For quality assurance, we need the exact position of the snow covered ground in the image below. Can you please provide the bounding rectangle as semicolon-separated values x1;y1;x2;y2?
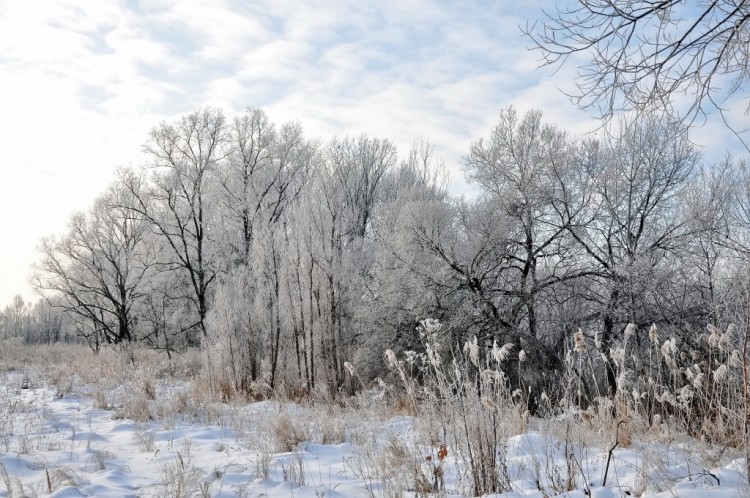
0;370;748;497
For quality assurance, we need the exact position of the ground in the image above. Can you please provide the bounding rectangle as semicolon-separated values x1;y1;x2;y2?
0;348;748;497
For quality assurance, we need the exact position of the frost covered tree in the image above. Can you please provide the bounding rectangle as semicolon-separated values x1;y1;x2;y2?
217;108;315;265
354;141;450;380
205;266;263;392
1;295;31;339
556;113;700;392
685;157;750;329
122;108;226;343
26;297;64;344
206;112;318;390
406;107;594;380
679;160;736;327
294;135;398;392
465;107;583;342
31;103;750;405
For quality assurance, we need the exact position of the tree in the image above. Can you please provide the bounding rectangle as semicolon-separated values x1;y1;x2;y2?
218;108;313;265
220;107;275;265
526;0;750;124
294;135;397;392
690;157;750;328
205;266;263;392
28;298;63;344
328;135;397;241
429;107;599;385
123;108;227;342
203;109;318;390
2;295;30;339
466;107;585;343
353;141;450;382
223;117;317;388
681;158;737;326
33;182;152;346
556;114;700;392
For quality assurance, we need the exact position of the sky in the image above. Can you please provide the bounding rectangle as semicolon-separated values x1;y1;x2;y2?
0;0;746;309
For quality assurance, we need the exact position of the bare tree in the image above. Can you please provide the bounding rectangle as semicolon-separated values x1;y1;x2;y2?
722;157;750;252
217;108;317;265
218;107;274;263
328;135;398;241
205;266;263;392
526;0;750;125
458;107;603;378
33;182;152;346
681;158;737;326
341;141;451;383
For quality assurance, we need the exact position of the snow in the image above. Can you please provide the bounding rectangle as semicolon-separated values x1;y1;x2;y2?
0;371;748;497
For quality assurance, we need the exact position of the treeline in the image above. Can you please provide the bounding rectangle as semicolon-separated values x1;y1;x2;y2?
25;106;750;397
0;295;75;344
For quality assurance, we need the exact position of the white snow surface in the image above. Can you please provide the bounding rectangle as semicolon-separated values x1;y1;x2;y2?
0;371;748;497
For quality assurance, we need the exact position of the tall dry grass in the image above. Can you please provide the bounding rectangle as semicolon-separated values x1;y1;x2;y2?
1;317;748;496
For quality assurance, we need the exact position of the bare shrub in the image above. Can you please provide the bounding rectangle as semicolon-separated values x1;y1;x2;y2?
142;378;156;400
87;448;115;471
0;461;11;496
254;445;272;479
157;457;203;498
117;383;151;422
318;413;346;445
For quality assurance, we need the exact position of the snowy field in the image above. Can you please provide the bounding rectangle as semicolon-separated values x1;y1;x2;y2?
0;365;748;498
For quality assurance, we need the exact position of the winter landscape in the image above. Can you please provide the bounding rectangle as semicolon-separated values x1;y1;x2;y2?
2;1;750;497
1;335;749;498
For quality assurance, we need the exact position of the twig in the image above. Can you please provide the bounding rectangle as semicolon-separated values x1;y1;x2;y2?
602;420;625;487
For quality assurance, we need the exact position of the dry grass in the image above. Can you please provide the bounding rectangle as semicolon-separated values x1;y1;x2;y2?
272;413;310;453
0;339;206;422
156;440;206;498
0;322;747;497
382;320;516;495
